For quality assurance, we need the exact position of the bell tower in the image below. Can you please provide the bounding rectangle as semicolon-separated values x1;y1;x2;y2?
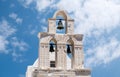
48;10;74;34
26;10;91;77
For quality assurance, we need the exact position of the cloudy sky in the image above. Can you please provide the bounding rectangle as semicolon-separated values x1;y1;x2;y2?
0;0;120;77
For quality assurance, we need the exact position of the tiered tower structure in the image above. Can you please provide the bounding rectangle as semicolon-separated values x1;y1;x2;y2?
26;10;91;77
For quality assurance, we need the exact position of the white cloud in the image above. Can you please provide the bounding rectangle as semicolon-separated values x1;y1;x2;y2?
18;0;34;8
24;0;33;5
0;19;16;53
40;18;47;24
12;51;22;61
0;36;9;53
16;18;23;24
9;13;17;19
18;0;56;11
0;19;16;37
56;0;82;13
30;29;37;35
40;18;47;32
0;19;28;62
28;25;39;35
9;13;23;24
74;0;120;35
10;3;15;8
85;37;120;67
36;0;55;12
11;37;29;51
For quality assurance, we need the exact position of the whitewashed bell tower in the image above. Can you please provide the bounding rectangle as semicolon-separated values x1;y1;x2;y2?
26;10;91;77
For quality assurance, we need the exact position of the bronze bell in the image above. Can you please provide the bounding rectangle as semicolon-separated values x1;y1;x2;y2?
67;45;71;53
49;44;54;52
57;19;64;30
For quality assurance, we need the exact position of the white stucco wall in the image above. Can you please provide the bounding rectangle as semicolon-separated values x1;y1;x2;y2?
26;58;38;77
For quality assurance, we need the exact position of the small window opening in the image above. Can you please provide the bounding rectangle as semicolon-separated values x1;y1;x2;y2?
50;61;55;67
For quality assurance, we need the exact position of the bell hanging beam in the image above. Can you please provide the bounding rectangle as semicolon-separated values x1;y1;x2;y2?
57;19;64;30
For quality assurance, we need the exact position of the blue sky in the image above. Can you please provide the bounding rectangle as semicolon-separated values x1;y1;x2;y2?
0;0;120;77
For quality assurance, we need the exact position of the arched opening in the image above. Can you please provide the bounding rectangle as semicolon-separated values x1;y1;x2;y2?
49;39;57;68
66;39;74;69
56;15;66;34
53;10;69;34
